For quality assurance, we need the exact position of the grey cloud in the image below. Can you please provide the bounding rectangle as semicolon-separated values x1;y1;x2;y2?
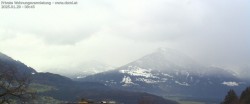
105;0;208;42
0;0;249;74
0;28;17;41
33;27;97;45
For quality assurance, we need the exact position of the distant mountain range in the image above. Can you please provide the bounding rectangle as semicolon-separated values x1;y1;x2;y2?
46;61;115;79
80;48;249;102
0;52;178;104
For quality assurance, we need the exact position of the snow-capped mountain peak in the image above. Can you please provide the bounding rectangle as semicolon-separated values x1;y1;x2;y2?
127;48;202;73
81;48;248;99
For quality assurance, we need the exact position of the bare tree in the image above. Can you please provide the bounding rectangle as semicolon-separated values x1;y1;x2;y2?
0;68;35;104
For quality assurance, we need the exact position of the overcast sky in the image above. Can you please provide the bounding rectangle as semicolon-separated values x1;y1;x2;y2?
0;0;249;73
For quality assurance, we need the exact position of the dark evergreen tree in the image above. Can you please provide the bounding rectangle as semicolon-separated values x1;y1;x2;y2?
221;89;239;104
239;87;250;104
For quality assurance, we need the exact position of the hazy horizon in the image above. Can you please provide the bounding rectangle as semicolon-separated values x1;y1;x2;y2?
0;0;249;75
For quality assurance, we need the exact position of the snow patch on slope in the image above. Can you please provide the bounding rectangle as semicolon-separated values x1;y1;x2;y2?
121;76;136;86
175;81;190;86
136;78;164;83
162;73;174;78
119;66;158;78
222;81;239;87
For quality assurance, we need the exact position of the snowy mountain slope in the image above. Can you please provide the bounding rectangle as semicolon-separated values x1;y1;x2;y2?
81;48;248;100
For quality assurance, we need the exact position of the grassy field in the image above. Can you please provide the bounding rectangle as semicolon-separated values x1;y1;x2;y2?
164;96;208;104
178;100;205;104
29;83;56;93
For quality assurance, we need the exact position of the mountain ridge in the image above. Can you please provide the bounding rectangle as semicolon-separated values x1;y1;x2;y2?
0;52;178;104
0;52;37;75
81;48;249;102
